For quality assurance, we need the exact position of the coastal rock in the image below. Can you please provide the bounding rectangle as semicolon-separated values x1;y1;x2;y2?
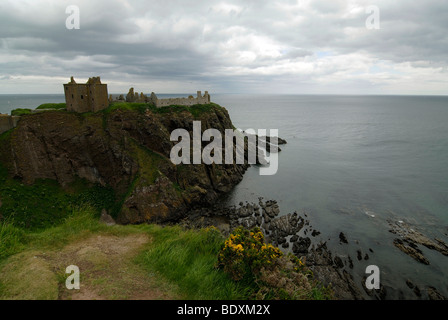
180;200;368;300
388;220;448;265
393;239;429;265
258;135;287;145
333;256;344;269
339;232;348;244
0;105;250;223
99;209;116;226
292;237;311;255
427;287;446;300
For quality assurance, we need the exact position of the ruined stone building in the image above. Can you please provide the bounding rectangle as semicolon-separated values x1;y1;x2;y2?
1;77;211;135
64;76;109;113
151;91;211;108
121;87;211;107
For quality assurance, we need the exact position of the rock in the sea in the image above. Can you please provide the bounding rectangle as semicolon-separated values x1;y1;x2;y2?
427;287;446;300
293;237;311;255
339;232;348;244
356;250;363;261
333;256;344;269
393;238;429;265
389;220;448;257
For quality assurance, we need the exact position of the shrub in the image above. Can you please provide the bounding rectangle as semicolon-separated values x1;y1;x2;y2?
217;226;333;300
217;226;283;281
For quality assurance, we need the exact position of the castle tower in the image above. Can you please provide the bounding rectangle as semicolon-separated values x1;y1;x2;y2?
64;76;108;113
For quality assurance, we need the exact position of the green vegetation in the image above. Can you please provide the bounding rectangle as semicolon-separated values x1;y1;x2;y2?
9;103;66;117
0;218;25;261
217;227;332;300
103;101;222;119
0;207;244;300
217;227;284;281
136;225;247;300
0;164;117;230
10;108;32;116
103;102;151;115
0;203;331;300
155;103;220;118
0;206;140;300
0;99;330;300
36;103;66;110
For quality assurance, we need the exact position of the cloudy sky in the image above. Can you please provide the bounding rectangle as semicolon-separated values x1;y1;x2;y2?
0;0;447;94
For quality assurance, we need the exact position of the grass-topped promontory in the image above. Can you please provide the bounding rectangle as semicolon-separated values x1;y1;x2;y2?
35;103;67;110
10;103;67;116
9;101;220;119
0;203;332;300
104;101;221;118
0;100;331;300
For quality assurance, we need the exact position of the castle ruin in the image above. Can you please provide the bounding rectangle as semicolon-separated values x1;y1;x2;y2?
64;76;109;113
151;90;211;107
121;87;211;108
64;76;211;111
0;77;212;135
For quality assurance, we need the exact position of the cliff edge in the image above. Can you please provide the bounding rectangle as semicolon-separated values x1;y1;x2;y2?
0;103;249;224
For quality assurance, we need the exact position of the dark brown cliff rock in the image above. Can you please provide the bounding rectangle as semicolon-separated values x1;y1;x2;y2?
0;105;249;224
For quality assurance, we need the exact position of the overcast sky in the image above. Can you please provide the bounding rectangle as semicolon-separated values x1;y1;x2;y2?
0;0;447;94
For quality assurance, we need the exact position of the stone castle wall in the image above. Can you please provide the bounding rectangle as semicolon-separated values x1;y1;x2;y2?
123;88;211;107
153;91;211;107
64;76;109;113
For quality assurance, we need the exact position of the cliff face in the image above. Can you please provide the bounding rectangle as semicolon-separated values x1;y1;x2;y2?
0;105;249;224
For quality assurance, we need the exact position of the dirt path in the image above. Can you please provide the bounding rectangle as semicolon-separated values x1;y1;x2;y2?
54;233;177;300
0;233;178;300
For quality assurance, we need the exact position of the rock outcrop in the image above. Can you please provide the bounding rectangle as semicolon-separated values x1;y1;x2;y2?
0;104;252;224
389;220;448;265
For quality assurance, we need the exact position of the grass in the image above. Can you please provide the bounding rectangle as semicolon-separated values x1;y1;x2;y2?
36;103;66;110
103;101;223;119
0;206;139;300
103;102;151;115
0;205;330;300
0;218;25;261
10;108;32;116
136;225;249;300
9;103;66;117
0;163;117;230
0;206;248;300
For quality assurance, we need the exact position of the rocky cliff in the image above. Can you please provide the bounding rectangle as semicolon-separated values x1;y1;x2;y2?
0;104;249;224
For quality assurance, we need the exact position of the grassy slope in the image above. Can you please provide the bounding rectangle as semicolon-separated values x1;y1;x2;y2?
0;207;246;300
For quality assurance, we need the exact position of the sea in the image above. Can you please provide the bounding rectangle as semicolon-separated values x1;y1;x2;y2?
1;93;447;299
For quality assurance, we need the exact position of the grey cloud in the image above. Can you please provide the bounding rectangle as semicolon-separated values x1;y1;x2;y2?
0;0;447;94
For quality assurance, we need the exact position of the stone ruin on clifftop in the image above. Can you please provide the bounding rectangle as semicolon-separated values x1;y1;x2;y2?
0;77;212;135
118;87;211;108
64;76;211;112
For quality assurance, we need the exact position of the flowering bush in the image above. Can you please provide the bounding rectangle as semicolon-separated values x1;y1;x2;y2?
217;226;332;299
217;226;284;281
